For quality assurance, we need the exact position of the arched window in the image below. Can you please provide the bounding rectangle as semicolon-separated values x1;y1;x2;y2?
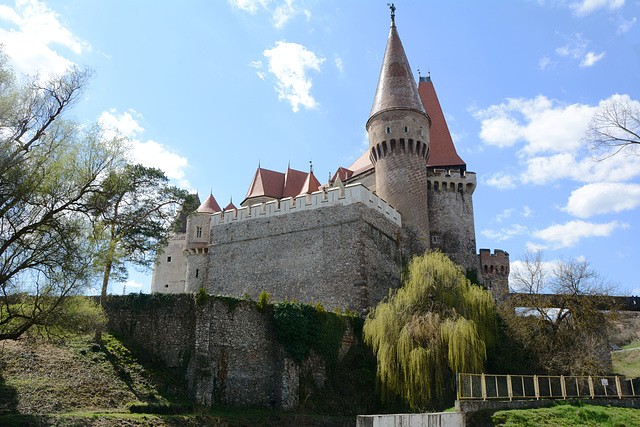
386;126;391;134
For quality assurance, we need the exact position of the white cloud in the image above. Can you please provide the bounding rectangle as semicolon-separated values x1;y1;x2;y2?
0;0;90;76
571;0;625;16
263;41;325;112
580;51;605;67
486;172;517;189
474;95;595;155
481;224;529;241
556;33;588;59
334;54;344;73
532;220;626;248
99;109;191;189
563;183;640;218
526;241;548;252
229;0;310;28
538;56;554;71
228;0;270;13
616;16;636;34
98;109;144;139
495;208;514;223
121;279;143;289
521;150;640;185
522;206;532;217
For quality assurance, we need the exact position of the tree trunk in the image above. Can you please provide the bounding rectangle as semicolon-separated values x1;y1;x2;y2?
94;257;113;343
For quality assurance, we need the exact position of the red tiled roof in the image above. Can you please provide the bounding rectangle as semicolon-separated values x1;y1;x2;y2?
331;166;353;182
244;167;285;201
419;76;466;169
367;20;428;128
283;167;308;198
298;171;321;196
197;193;221;213
224;201;236;211
243;166;317;204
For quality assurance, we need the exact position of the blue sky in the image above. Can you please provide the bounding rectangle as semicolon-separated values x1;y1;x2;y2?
1;0;638;296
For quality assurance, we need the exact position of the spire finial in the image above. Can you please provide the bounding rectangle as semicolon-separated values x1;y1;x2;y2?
309;160;313;174
387;3;396;22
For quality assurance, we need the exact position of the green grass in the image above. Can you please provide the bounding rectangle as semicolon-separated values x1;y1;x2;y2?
612;347;640;378
470;401;640;427
622;340;640;350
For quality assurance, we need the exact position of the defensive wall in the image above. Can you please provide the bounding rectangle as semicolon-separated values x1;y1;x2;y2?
103;294;354;410
182;184;417;315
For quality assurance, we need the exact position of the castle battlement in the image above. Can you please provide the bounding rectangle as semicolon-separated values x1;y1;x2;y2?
427;169;477;193
209;183;401;227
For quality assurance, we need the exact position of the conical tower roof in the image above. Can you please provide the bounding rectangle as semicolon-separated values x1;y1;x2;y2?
297;170;321;196
367;19;428;128
197;193;221;214
419;75;466;170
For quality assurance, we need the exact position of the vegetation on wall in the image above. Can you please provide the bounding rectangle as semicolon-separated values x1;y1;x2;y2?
363;250;497;410
273;301;346;365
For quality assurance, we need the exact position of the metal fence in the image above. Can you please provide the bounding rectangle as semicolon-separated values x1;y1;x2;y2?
458;373;640;401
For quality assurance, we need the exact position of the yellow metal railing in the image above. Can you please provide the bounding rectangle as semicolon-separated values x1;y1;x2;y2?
457;373;640;401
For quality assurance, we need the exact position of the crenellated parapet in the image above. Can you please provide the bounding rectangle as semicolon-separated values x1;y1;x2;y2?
478;249;510;296
206;183;401;228
427;169;476;194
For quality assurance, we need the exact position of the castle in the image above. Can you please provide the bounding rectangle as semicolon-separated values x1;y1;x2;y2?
151;12;509;313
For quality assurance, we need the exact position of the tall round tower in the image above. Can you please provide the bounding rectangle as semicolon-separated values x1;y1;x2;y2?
367;12;431;241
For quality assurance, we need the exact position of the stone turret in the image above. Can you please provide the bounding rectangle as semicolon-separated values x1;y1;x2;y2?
366;14;431;242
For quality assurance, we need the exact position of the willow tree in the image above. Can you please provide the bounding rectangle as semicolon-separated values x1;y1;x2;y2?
363;251;496;410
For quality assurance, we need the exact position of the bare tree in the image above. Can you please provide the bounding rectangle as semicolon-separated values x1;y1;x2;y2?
501;251;617;376
585;96;640;160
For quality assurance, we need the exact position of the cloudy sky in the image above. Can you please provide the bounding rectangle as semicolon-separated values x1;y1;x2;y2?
1;0;638;296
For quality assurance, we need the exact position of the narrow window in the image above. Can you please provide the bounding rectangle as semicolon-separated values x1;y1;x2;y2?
420;129;424;137
404;126;408;133
196;226;202;238
196;269;199;278
386;126;391;134
432;236;438;243
167;256;172;262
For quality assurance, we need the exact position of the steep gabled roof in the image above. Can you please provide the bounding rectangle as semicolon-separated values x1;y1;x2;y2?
367;20;428;128
419;76;466;169
298;171;321;196
197;193;221;213
244;167;285;201
224;201;236;211
283;167;309;198
331;166;353;182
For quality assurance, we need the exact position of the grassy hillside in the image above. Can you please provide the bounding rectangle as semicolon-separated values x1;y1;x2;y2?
468;401;640;426
0;335;354;426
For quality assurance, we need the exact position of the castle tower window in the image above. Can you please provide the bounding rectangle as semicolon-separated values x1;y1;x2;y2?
386;126;391;134
196;269;199;278
432;236;438;243
167;256;172;262
196;226;202;238
420;129;423;137
404;126;408;132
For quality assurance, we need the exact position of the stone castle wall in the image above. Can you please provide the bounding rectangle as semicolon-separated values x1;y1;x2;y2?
427;169;479;274
479;249;510;295
202;202;406;314
103;294;345;410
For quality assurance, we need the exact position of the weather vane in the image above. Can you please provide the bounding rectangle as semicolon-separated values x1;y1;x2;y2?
387;3;396;21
